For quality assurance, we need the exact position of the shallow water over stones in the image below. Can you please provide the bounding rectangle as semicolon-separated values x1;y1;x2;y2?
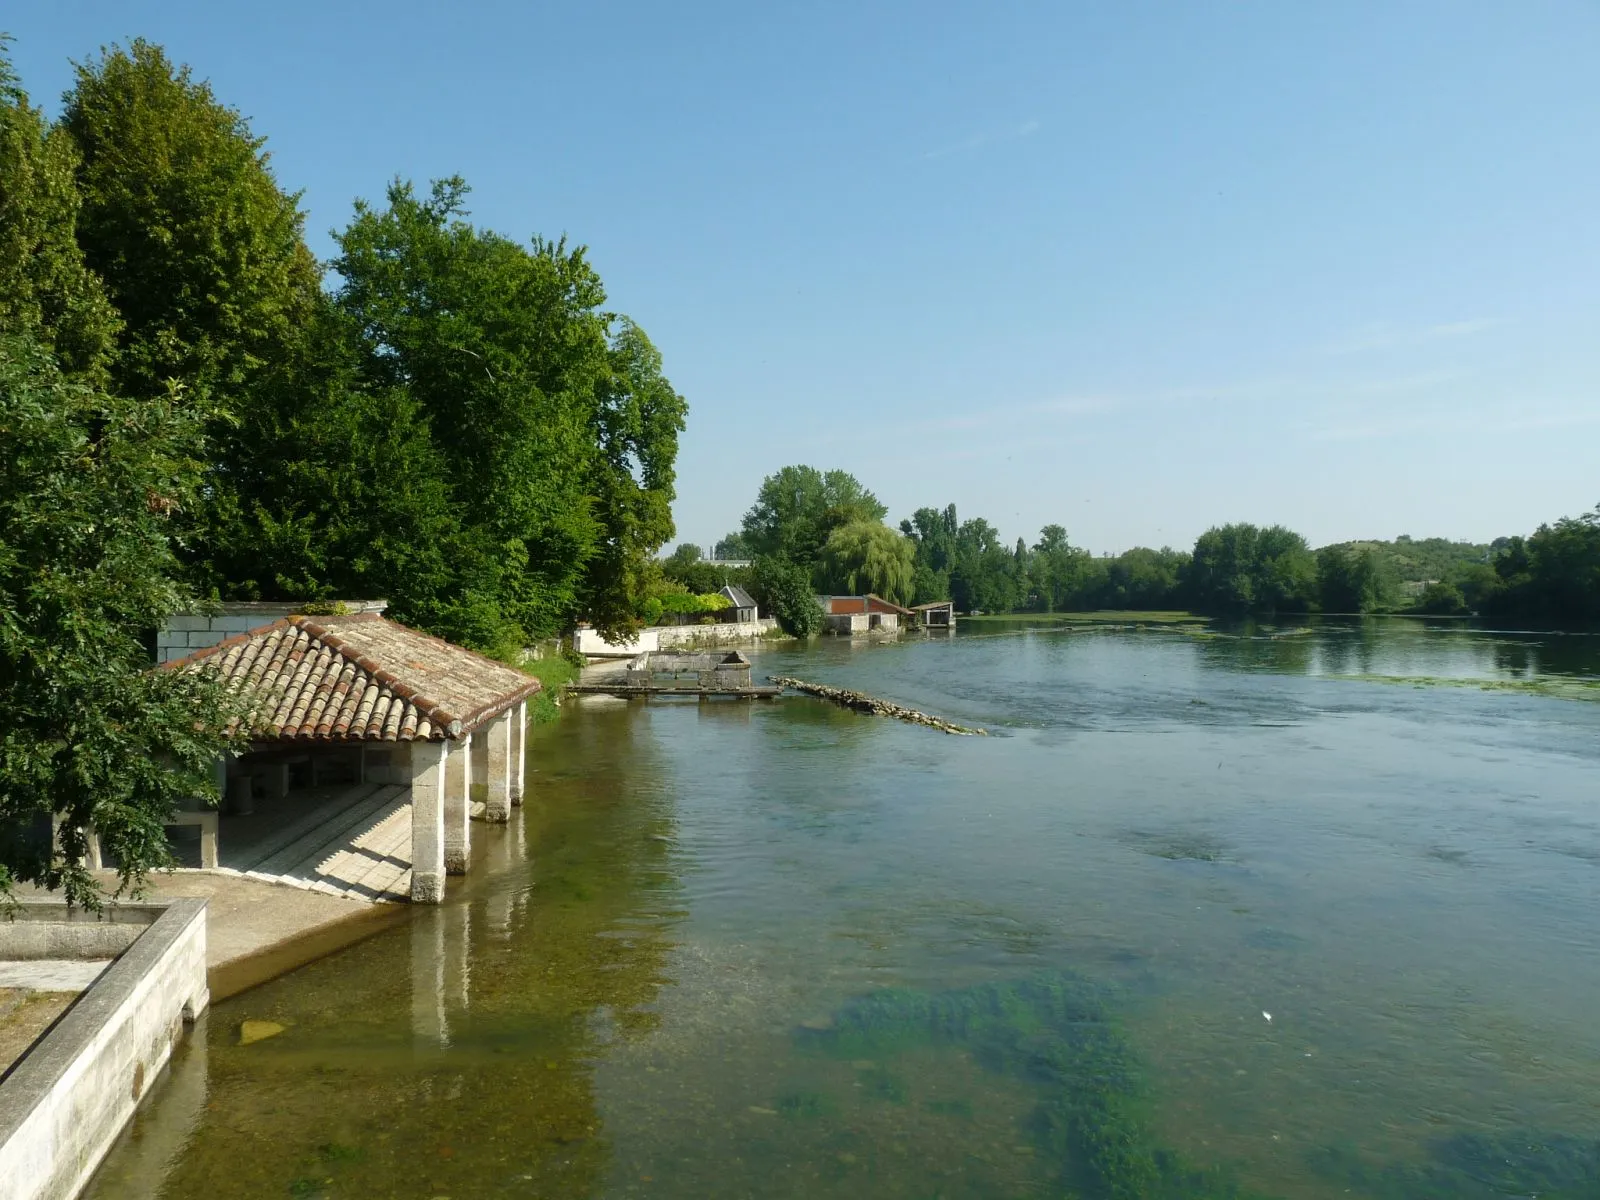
86;618;1600;1198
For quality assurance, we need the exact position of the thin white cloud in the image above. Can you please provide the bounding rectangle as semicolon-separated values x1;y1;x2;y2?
1322;318;1501;356
923;119;1041;160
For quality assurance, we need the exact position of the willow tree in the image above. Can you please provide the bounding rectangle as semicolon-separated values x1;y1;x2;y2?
818;521;915;604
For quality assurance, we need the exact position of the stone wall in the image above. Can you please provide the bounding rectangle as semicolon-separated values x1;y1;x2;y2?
573;620;776;658
655;619;776;648
156;601;387;664
0;899;208;1200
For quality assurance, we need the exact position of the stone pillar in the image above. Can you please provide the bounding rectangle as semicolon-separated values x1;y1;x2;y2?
481;710;513;823
409;740;448;904
444;732;471;875
510;700;527;805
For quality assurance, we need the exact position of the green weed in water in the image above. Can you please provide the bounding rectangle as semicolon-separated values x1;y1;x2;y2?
1309;1134;1600;1199
797;971;1255;1199
799;971;1600;1200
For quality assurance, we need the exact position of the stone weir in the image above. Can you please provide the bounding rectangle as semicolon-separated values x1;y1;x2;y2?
768;677;988;736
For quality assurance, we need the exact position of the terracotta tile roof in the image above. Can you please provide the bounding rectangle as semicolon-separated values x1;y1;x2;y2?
162;614;541;742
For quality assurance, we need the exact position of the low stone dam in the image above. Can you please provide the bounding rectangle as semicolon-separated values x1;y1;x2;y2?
767;676;988;735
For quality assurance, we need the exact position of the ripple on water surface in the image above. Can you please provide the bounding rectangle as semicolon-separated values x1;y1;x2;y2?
85;621;1600;1198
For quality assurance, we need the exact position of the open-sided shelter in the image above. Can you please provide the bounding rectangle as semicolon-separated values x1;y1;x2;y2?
163;613;540;903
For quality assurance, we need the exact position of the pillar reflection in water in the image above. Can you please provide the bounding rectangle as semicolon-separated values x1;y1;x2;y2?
410;901;472;1050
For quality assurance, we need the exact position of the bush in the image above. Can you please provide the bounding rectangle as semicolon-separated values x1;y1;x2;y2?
750;556;822;638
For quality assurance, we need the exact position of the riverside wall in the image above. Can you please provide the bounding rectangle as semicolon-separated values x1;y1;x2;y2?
0;900;209;1200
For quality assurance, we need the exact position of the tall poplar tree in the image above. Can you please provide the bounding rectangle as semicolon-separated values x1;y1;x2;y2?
0;43;119;378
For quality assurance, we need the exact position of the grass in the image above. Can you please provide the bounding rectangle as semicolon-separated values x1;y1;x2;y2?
518;652;584;723
961;610;1210;625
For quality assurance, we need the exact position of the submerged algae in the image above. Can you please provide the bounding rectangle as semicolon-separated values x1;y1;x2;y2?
799;971;1600;1200
798;971;1259;1199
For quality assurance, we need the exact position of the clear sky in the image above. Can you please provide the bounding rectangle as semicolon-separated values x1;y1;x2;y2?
8;2;1598;553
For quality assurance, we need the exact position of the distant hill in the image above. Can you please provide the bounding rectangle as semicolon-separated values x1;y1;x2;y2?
1319;536;1491;595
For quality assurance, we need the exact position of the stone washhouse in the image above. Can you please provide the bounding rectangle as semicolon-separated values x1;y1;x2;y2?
162;613;540;903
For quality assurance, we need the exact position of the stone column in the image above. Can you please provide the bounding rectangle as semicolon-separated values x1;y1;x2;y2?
510;700;528;805
481;710;513;823
409;739;449;904
444;732;471;875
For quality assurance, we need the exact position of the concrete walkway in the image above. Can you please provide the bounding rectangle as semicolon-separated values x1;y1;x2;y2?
24;871;405;1002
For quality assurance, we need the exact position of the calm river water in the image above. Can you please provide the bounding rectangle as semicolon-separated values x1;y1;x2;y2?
88;618;1600;1199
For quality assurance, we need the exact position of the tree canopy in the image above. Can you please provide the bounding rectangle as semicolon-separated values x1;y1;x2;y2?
0;45;119;377
0;335;231;906
741;465;887;565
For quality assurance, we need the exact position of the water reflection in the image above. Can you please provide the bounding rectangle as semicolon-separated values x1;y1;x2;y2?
87;705;685;1199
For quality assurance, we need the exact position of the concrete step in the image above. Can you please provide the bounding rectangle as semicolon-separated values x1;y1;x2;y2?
232;783;384;871
252;785;405;878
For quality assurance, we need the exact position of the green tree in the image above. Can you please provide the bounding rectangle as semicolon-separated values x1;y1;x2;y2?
1486;506;1600;620
0;335;231;907
1415;581;1467;614
0;45;120;379
667;543;703;567
741;466;887;565
1190;523;1315;614
1316;544;1394;613
817;520;915;603
582;318;688;635
1030;524;1096;611
749;556;823;638
190;308;459;617
62;40;320;403
949;517;1022;613
712;530;752;559
329;177;682;646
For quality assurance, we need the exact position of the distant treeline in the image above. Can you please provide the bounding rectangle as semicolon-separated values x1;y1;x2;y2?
674;466;1600;625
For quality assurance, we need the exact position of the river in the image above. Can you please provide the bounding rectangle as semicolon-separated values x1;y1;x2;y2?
86;617;1600;1198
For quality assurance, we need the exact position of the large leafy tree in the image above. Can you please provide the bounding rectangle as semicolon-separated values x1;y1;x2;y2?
1189;523;1316;615
0;44;119;378
741;465;887;565
817;520;915;603
1316;544;1394;613
0;336;230;907
1485;506;1600;620
331;178;682;646
583;318;688;635
61;40;320;404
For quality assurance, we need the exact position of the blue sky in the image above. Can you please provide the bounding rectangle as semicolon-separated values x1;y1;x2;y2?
8;2;1598;553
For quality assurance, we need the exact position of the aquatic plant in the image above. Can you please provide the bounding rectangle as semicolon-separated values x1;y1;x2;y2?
797;971;1259;1199
800;971;1600;1199
1308;1133;1600;1199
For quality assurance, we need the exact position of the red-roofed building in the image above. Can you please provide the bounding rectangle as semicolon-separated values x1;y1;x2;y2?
161;613;540;903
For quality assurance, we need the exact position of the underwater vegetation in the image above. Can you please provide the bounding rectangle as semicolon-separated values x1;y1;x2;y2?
1310;1135;1600;1200
797;970;1260;1199
796;971;1600;1200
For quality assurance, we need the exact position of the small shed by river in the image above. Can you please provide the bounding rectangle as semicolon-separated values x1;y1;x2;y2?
912;600;956;629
